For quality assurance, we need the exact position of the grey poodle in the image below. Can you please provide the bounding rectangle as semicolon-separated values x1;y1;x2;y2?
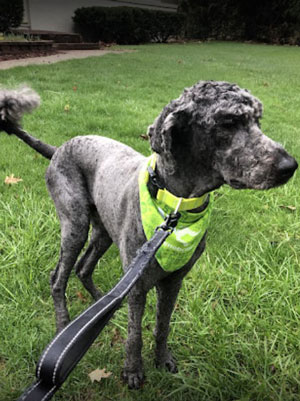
0;81;297;389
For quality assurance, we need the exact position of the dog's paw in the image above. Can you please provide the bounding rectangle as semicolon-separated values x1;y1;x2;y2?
121;368;145;389
155;352;178;374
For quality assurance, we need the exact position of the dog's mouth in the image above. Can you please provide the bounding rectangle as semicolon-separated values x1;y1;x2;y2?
228;179;247;189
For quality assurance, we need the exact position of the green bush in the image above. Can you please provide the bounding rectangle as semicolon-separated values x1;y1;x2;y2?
73;6;183;44
178;0;300;45
146;10;183;43
0;0;24;33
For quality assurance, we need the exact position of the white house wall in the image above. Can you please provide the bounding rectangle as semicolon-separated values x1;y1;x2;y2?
27;0;177;33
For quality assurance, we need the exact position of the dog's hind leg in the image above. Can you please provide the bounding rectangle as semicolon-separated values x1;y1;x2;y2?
75;210;112;301
46;166;91;331
50;216;90;331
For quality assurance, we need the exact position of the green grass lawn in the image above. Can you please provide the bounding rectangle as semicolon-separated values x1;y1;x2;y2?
0;41;300;401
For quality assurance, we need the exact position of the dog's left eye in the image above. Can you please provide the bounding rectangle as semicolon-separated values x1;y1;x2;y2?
221;118;237;129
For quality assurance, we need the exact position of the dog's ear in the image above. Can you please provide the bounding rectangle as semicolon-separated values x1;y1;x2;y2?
147;106;191;169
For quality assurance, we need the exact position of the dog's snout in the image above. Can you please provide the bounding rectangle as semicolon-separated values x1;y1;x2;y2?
277;156;298;177
274;153;298;186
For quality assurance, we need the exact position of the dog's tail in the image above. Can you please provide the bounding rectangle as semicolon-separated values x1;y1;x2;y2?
0;86;57;160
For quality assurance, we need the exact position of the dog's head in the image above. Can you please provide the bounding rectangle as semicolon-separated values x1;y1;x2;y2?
148;81;297;195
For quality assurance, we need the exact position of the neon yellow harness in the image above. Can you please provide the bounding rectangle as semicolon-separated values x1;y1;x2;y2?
139;154;213;272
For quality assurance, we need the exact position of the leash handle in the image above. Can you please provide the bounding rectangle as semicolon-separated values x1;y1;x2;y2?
17;228;171;401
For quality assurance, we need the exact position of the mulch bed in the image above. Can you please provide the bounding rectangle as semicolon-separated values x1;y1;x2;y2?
0;49;59;62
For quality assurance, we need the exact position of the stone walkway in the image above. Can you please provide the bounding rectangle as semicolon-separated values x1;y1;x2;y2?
0;49;128;70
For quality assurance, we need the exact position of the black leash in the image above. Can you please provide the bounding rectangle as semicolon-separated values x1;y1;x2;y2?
17;213;180;401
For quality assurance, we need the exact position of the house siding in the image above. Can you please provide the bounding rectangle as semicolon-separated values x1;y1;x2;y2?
25;0;178;33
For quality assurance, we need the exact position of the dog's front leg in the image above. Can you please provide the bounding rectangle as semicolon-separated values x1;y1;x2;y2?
122;284;147;389
154;276;183;373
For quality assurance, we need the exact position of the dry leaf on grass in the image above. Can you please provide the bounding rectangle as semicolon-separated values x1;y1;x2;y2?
279;205;296;212
88;368;112;383
4;174;23;185
76;291;88;303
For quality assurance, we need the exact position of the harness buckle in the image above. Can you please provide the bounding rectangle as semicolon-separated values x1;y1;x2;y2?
156;211;181;232
147;165;164;198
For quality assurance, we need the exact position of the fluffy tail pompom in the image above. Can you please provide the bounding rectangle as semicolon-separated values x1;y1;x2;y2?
0;87;56;159
0;86;40;127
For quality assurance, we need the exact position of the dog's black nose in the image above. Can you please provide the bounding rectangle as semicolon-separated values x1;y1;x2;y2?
278;156;298;177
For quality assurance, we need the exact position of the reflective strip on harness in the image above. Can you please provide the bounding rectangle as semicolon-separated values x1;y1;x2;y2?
149;154;208;212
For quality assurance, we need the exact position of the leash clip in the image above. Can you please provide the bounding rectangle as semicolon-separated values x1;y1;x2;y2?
156;197;182;232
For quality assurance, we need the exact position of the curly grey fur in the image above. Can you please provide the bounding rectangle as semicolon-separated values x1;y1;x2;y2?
45;81;296;388
148;81;262;175
0;87;56;159
0;86;40;125
4;80;297;389
148;81;296;193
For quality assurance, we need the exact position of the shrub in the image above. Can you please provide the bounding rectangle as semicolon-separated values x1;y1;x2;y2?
73;6;183;44
145;10;183;43
178;0;300;45
0;0;24;33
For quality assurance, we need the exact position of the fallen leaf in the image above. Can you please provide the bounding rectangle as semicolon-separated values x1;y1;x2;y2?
88;368;112;383
76;291;87;303
73;86;77;91
64;104;70;112
4;174;23;185
279;205;296;212
139;134;149;141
